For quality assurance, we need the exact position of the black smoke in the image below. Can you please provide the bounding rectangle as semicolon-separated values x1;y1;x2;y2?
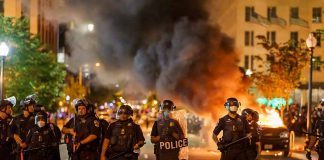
54;0;251;119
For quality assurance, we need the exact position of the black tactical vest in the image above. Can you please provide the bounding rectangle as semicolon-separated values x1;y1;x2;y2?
221;115;245;143
110;120;135;152
0;118;11;145
29;124;56;149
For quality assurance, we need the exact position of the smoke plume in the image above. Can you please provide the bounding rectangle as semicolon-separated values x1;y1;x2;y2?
48;0;254;119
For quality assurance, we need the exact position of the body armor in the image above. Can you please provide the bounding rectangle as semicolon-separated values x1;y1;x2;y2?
110;120;135;152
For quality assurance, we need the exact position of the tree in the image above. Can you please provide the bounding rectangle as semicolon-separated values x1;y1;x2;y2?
0;16;66;112
252;36;309;104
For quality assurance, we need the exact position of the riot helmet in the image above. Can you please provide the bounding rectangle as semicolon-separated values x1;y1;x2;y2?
23;94;37;113
73;98;89;117
0;96;16;118
224;97;241;114
35;111;47;128
72;98;89;110
321;99;324;107
159;100;176;112
117;104;133;121
117;104;133;116
0;96;16;110
242;108;259;122
242;108;254;117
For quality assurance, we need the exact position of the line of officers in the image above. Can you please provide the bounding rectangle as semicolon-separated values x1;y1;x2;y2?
0;95;185;160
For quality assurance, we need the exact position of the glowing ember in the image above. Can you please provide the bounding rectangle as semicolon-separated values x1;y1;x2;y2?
258;108;284;128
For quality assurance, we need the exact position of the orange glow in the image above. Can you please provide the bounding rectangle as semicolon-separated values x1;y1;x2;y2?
258;108;284;128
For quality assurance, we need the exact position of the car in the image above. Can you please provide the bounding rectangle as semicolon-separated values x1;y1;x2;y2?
260;125;295;157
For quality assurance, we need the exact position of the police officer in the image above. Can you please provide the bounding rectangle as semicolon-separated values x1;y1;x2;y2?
151;100;185;160
212;97;250;160
88;103;110;159
23;111;61;160
10;95;37;160
101;104;145;160
62;99;101;160
0;96;16;160
242;108;261;160
306;99;324;160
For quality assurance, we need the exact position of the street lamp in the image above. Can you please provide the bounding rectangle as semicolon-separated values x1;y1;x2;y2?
306;33;317;133
0;42;9;99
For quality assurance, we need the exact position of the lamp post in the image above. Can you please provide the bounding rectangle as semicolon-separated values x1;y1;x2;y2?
306;33;317;133
0;42;9;99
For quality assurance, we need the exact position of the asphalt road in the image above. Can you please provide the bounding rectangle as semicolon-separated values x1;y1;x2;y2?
59;131;318;160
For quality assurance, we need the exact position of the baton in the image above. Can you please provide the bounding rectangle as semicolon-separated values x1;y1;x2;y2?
224;136;249;148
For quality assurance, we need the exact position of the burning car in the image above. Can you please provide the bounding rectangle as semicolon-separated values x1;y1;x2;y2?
258;108;295;157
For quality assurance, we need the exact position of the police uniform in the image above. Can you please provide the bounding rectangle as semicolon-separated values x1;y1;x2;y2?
307;116;324;159
246;121;260;160
25;123;61;160
105;118;145;160
10;113;35;160
99;118;109;156
151;118;184;160
213;114;248;160
0;116;14;160
64;114;100;160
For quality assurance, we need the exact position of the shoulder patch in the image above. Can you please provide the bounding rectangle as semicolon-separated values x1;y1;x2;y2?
127;123;132;126
170;122;174;127
94;120;100;127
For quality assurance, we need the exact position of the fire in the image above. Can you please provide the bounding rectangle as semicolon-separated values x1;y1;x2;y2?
258;108;284;128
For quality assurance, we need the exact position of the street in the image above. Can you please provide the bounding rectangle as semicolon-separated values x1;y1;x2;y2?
58;128;318;160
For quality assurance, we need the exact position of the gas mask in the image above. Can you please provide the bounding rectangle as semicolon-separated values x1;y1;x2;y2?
163;111;170;117
37;121;46;128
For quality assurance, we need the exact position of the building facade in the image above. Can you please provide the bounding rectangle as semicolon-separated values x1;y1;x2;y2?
3;0;61;53
210;0;324;105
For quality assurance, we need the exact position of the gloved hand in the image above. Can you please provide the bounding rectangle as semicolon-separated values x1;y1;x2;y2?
217;141;225;152
306;148;312;160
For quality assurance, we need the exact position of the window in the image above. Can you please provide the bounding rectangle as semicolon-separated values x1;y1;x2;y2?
245;6;255;22
316;34;321;47
244;31;254;46
267;7;277;20
290;32;298;45
313;56;322;71
244;55;249;69
0;0;4;14
290;7;299;19
251;55;255;70
244;55;257;70
312;8;322;23
267;31;276;45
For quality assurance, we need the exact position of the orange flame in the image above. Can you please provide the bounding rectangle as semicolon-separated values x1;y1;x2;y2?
258;108;284;128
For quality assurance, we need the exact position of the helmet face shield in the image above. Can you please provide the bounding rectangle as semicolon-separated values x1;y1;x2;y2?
117;105;133;115
23;94;37;106
116;105;133;120
35;111;48;124
72;98;89;110
224;98;241;108
159;100;176;112
5;96;16;107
